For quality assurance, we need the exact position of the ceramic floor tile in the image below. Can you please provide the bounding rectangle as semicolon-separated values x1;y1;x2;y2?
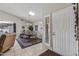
2;41;48;56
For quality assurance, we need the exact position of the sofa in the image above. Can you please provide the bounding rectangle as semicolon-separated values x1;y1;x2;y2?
0;33;16;54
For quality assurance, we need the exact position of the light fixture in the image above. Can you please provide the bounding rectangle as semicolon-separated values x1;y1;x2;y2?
29;11;35;16
0;21;13;23
40;21;42;24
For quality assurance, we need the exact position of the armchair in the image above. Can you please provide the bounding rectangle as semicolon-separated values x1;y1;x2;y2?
0;33;16;54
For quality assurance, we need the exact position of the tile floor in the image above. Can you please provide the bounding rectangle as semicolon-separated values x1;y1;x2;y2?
2;40;48;56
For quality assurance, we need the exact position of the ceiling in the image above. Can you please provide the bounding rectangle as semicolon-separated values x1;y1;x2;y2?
0;3;72;22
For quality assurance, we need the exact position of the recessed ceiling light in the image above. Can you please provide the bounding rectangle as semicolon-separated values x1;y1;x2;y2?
40;21;42;24
29;11;35;16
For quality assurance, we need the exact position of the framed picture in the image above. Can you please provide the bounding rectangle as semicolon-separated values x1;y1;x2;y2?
35;25;38;31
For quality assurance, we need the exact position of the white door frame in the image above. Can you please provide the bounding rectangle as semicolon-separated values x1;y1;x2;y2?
43;13;52;50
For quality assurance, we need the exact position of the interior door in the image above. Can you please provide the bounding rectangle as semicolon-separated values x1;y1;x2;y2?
52;6;76;56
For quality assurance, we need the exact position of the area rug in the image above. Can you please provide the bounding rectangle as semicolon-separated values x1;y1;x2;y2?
40;49;61;56
17;38;42;48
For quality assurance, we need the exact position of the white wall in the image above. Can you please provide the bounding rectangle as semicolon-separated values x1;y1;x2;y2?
33;21;43;39
0;11;31;38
